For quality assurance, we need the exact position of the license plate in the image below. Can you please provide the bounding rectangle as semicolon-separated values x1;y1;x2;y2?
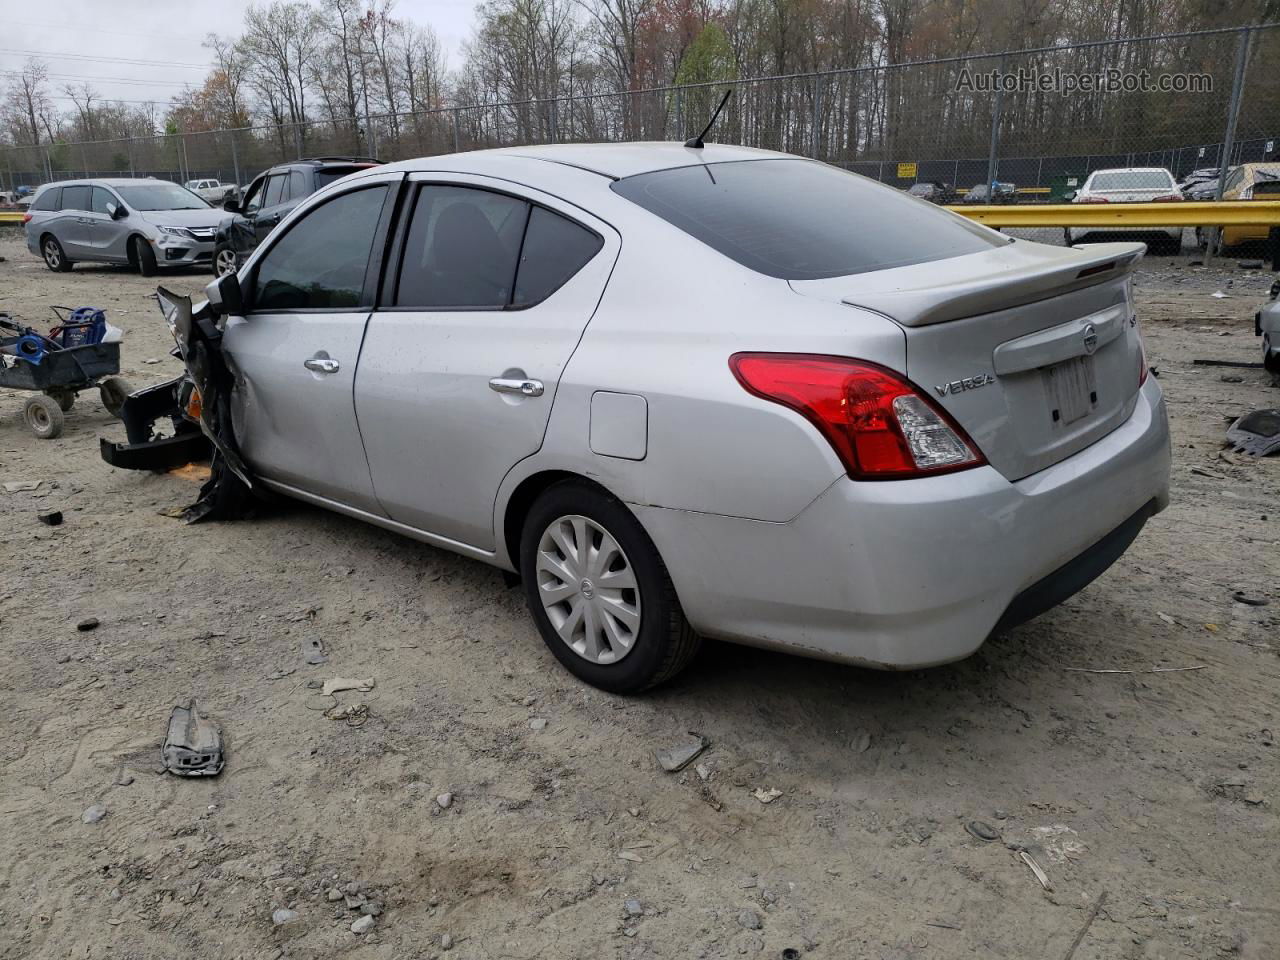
1043;356;1097;426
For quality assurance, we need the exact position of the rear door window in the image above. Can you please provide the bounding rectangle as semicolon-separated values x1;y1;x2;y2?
395;185;528;309
252;185;388;310
60;185;90;212
513;207;603;306
612;159;1000;280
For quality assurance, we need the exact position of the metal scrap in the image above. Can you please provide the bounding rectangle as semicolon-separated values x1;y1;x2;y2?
1226;408;1280;456
161;701;225;777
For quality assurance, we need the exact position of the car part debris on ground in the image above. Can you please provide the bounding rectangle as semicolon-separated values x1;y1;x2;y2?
321;677;375;696
655;732;709;772
161;701;225;776
1226;408;1280;456
37;510;62;526
752;787;783;804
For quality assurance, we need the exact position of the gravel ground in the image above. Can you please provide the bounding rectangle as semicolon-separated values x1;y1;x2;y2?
1;230;1278;960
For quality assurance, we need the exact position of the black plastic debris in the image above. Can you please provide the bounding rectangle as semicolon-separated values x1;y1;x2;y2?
162;701;225;777
37;510;62;526
1226;408;1280;456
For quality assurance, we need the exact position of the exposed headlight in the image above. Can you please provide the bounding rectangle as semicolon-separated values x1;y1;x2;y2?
157;225;196;240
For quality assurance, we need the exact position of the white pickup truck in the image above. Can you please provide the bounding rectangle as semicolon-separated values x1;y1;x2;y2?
184;179;238;204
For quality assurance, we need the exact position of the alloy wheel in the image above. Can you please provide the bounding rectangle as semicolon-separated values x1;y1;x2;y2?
215;248;238;276
535;514;642;664
43;241;60;268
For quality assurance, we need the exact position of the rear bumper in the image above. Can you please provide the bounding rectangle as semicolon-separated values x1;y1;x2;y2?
634;377;1171;669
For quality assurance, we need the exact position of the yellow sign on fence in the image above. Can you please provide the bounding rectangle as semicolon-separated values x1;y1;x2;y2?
897;162;918;179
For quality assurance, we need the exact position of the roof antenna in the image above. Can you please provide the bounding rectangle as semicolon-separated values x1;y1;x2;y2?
684;88;733;149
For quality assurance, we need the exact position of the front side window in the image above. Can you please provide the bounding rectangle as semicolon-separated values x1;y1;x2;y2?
60;185;90;212
253;186;388;310
263;174;287;208
91;186;116;215
396;186;528;309
242;177;265;214
612;159;1001;280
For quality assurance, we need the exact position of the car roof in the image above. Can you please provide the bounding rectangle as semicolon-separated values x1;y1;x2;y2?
377;142;789;181
36;177;178;191
1087;167;1174;175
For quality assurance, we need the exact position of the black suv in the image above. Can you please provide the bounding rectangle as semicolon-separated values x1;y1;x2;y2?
212;156;381;275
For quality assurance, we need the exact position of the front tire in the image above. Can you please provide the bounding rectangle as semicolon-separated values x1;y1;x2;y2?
132;236;157;276
99;377;133;418
213;244;238;277
519;481;700;693
42;236;72;272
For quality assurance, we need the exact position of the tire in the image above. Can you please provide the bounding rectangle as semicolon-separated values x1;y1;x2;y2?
24;395;65;439
519;481;701;693
1264;335;1280;374
213;244;238;277
99;377;133;419
132;236;157;277
41;235;72;272
47;389;76;412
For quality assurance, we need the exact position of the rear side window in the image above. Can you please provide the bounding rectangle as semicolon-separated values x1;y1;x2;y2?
395;185;528;309
513;207;603;306
253;186;388;310
60;185;90;212
612;159;1000;280
32;188;60;211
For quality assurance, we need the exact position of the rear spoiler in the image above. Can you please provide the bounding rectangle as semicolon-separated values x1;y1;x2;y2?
838;242;1145;327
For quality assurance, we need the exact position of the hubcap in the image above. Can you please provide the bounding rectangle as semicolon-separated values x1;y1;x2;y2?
216;250;237;275
30;406;50;429
536;515;641;665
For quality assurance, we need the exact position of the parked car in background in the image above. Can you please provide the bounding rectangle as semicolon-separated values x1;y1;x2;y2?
124;143;1170;692
1178;167;1221;198
23;178;223;274
185;178;239;204
905;180;957;204
1064;167;1184;254
211;156;381;276
962;181;1017;204
1195;162;1280;251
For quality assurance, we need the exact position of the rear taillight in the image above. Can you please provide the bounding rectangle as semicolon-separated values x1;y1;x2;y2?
729;353;986;480
22;213;32;224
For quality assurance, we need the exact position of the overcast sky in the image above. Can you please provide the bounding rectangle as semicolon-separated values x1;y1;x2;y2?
0;1;474;109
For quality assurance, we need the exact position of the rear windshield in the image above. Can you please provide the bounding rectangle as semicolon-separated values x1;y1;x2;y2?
115;183;209;211
611;159;1001;280
1089;171;1173;191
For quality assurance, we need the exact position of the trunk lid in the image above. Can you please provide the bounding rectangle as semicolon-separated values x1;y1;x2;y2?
790;241;1148;481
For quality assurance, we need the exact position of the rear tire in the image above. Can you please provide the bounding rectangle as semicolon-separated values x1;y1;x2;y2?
1264;335;1280;373
132;236;157;277
24;395;65;439
99;377;133;418
42;235;72;272
519;481;700;693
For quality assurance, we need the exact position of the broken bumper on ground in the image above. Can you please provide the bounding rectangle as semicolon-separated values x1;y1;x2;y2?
99;375;210;471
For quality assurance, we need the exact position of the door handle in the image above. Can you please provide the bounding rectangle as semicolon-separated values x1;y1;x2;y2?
304;355;340;374
489;377;544;397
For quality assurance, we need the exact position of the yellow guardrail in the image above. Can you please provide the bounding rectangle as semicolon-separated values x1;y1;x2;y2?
0;211;27;223
945;200;1280;228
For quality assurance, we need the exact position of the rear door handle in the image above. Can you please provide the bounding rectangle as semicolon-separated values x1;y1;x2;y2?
489;377;544;397
304;354;340;374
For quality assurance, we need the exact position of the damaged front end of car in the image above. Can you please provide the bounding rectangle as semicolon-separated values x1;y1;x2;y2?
100;279;256;522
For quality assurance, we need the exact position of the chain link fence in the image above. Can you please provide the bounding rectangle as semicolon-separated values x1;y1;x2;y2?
3;24;1278;202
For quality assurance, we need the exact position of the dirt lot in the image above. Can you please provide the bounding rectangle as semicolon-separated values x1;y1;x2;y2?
1;229;1278;960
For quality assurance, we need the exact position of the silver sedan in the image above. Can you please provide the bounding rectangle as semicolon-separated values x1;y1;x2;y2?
190;143;1170;692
